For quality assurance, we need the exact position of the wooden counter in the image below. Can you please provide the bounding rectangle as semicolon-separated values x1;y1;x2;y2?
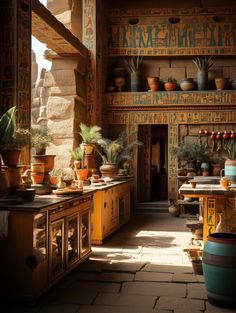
85;179;132;245
0;193;93;301
179;183;236;243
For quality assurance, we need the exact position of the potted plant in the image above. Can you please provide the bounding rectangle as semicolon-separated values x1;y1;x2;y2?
94;133;142;178
224;136;236;183
31;125;52;155
0;106;30;166
125;55;143;92
201;162;209;176
79;123;102;153
70;146;89;181
164;76;177;91
192;56;214;90
49;168;62;185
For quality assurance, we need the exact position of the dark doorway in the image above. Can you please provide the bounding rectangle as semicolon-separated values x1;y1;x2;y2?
151;125;168;201
137;125;168;203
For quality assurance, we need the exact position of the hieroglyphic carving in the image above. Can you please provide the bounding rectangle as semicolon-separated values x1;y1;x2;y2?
83;0;103;126
107;91;236;107
168;121;178;200
107;7;236;56
0;0;31;129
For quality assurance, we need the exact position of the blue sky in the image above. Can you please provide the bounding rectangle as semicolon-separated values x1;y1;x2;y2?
32;0;51;77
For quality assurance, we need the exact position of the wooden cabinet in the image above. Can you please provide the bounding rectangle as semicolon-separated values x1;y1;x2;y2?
0;194;92;301
91;180;131;245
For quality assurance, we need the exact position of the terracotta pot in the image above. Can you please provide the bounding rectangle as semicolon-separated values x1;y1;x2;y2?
0;149;22;166
6;166;24;192
74;160;81;170
31;172;44;184
76;168;89;181
168;205;180;217
147;76;159;91
33;155;55;173
164;82;177;91
31;163;45;173
50;176;58;185
100;163;117;178
180;78;195;91
215;78;228;90
114;76;125;92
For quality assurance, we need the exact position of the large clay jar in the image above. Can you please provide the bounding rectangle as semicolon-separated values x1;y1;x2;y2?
100;163;117;178
168;204;180;217
0;149;22;166
147;76;159;91
215;78;228;90
180;78;195;91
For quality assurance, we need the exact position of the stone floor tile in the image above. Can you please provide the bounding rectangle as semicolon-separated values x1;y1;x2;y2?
122;246;143;254
2;305;41;313
76;272;98;281
101;261;145;273
205;301;236;312
140;254;184;265
174;310;202;313
142;263;193;274
77;305;156;313
70;281;121;293
196;274;205;283
75;260;104;272
47;289;97;305
187;283;207;299
97;272;134;282
38;304;80;313
94;293;157;307
121;282;186;297
155;296;204;310
173;273;197;283
135;271;173;282
141;246;183;255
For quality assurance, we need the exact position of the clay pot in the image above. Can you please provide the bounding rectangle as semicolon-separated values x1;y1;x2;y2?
114;76;125;92
50;176;58;185
212;163;223;176
215;78;228;90
164;82;177;91
231;79;236;90
33;155;55;173
168;205;180;217
74;160;81;170
180;78;195;91
76;168;89;181
31;163;45;173
100;163;117;178
0;149;22;166
147;76;159;91
7;166;24;192
31;172;44;184
197;71;208;90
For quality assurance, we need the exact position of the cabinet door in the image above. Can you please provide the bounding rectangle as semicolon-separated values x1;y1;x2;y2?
49;218;65;280
33;212;47;263
118;191;130;225
66;213;79;266
80;209;91;257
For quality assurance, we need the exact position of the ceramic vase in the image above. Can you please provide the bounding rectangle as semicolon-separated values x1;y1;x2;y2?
180;78;195;91
131;72;140;92
147;76;159;91
197;71;208;91
215;78;228;90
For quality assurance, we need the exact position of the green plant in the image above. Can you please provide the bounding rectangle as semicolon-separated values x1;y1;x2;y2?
70;147;83;161
94;132;142;166
165;76;177;83
171;142;209;161
7;128;30;149
31;125;52;152
125;56;143;73
50;168;62;177
226;140;236;160
192;56;214;71
0;106;16;147
79;123;102;144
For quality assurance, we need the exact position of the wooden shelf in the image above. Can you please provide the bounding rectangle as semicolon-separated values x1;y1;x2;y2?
178;200;200;205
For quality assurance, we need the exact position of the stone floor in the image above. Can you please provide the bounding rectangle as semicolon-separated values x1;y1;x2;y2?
2;212;234;313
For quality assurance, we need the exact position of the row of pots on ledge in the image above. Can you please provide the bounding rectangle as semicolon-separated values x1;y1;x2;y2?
108;76;236;93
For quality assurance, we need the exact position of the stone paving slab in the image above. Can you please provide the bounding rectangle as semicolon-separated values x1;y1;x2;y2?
173;273;198;283
187;283;207;300
121;282;186;297
140;254;184;265
100;261;146;273
76;305;161;313
154;296;205;310
135;271;173;282
97;272;134;282
141;246;183;255
142;263;193;274
38;304;80;313
94;293;157;307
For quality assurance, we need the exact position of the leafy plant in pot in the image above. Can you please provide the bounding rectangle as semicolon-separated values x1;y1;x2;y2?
164;76;177;91
70;146;88;181
94;132;142;178
223;136;236;183
31;125;52;155
0;106;30;166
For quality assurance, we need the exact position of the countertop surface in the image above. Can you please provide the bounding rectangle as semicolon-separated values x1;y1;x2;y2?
0;179;132;211
179;183;236;196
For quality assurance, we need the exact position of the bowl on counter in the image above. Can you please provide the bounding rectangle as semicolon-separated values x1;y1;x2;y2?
16;188;36;202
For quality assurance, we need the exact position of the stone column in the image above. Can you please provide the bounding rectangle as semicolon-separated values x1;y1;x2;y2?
43;51;86;168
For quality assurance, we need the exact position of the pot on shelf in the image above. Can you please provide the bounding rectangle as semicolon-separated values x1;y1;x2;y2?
180;78;195;91
164;82;177;91
147;76;159;91
131;72;140;92
197;71;208;91
0;148;22;166
215;77;229;90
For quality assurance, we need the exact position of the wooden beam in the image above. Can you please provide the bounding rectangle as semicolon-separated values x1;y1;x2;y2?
32;0;87;58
